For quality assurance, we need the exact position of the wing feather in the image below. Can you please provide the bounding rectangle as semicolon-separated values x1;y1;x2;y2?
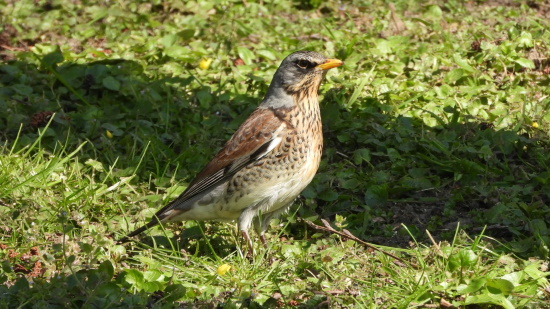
154;107;287;220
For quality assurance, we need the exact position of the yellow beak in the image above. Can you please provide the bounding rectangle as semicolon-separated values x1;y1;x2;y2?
316;58;344;70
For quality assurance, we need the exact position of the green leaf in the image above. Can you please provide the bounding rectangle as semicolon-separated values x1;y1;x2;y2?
12;84;33;96
98;260;114;280
66;255;76;264
161;34;178;48
164;45;193;62
364;184;388;207
514;58;535;69
486;278;515;295
237;47;255;65
143;270;163;282
462;293;514;309
424;5;442;19
453;54;476;73
257;49;278;61
501;271;524;285
352;148;371;165
449;249;477;271
141;281;163;293
124;269;144;286
178;29;195;40
101;123;124;136
102;76;121;91
375;39;392;54
517;31;533;48
164;284;187;302
341;178;359;190
318;190;338;202
456;278;486;294
95;282;119;297
41;49;64;67
196;88;212;109
444;68;464;84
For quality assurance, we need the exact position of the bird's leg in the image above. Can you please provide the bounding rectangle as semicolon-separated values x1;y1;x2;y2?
259;234;268;249
259;233;276;264
241;230;254;257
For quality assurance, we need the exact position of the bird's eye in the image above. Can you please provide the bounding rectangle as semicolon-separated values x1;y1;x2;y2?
296;59;313;69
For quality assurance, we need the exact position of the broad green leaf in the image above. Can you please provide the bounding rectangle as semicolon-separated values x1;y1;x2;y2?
375;39;392;54
141;281;163;293
457;278;486;294
257;49;278;61
95;282;119;297
486;278;515;295
449;249;477;271
98;260;114;280
101;123;124;136
341;178;360;190
196;88;212;109
462;294;514;309
523;262;550;286
364;184;388;207
424;5;442;19
237;47;255;65
444;68;464;84
501;271;524;285
143;270;163;282
161;34;178;48
102;76;121;91
529;219;547;235
178;29;195;40
12;84;33;96
517;31;533;48
164;45;193;62
353;148;371;165
164;284;187;302
318;190;338;202
124;269;144;286
453;54;476;73
514;58;535;69
41;49;64;67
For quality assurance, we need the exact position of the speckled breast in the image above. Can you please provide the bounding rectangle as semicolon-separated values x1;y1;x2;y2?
224;99;323;213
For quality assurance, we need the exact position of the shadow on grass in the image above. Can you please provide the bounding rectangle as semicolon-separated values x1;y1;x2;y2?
301;88;550;255
1;49;261;178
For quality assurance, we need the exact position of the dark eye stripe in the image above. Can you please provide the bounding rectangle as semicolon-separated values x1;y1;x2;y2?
296;59;315;69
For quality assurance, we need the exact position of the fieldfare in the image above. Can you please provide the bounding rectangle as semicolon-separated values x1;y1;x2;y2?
119;51;343;251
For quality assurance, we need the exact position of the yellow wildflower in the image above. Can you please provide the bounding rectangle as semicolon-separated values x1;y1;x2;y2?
199;58;213;70
217;264;231;276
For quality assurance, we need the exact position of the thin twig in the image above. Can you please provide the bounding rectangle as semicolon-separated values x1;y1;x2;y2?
426;229;443;256
0;44;27;51
303;219;419;269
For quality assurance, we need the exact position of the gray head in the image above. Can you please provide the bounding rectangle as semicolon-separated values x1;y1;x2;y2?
260;51;343;108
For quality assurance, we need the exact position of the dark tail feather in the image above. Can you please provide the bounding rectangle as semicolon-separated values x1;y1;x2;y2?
117;219;161;244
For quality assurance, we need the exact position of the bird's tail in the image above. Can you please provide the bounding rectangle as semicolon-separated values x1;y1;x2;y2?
117;218;161;244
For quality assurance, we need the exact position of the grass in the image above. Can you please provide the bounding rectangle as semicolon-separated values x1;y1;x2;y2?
1;0;549;307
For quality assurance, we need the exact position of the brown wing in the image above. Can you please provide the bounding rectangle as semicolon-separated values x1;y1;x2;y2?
123;108;286;237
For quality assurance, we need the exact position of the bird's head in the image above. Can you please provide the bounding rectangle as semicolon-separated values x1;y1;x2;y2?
261;51;343;108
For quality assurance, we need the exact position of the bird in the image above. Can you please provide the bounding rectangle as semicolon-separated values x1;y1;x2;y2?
119;51;343;252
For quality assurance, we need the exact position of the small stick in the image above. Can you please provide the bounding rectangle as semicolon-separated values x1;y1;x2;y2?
426;229;443;256
303;219;419;269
